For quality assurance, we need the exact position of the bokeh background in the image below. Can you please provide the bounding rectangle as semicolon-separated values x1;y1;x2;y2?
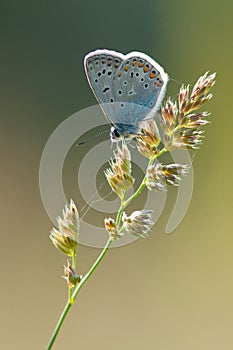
1;0;232;349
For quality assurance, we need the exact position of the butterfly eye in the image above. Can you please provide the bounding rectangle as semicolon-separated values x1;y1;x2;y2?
111;127;121;140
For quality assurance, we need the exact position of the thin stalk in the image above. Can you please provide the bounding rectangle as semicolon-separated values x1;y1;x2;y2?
72;236;113;300
115;195;126;227
46;301;72;350
68;251;77;301
46;237;113;350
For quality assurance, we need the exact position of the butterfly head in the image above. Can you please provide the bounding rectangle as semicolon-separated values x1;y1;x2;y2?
110;126;122;142
110;123;140;143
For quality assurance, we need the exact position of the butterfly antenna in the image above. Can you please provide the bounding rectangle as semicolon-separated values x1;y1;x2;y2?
77;129;109;146
169;76;188;87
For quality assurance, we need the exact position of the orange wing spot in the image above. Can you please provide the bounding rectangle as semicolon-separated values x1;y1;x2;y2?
124;65;129;72
132;61;137;66
107;61;112;66
143;67;150;73
114;63;119;68
149;72;156;79
118;72;122;77
156;81;161;87
138;62;144;67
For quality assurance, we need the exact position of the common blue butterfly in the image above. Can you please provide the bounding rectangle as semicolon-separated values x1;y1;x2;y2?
84;49;168;142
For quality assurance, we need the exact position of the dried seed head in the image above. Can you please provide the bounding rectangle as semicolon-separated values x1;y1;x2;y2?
146;163;189;191
179;85;190;113
104;217;123;240
190;72;216;103
105;143;134;199
173;129;204;149
137;119;161;159
161;99;178;133
63;260;82;287
117;142;132;174
122;210;154;238
182;112;210;128
50;228;78;255
160;72;215;150
49;199;79;256
186;72;216;113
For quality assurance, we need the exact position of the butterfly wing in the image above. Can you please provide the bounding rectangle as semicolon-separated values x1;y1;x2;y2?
84;49;169;135
84;49;124;126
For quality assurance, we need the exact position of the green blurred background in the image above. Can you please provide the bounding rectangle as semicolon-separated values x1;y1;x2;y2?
1;0;232;349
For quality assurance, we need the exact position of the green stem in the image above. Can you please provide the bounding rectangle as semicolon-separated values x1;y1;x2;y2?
170;124;182;136
72;252;77;269
72;236;113;300
46;237;113;350
46;301;72;350
68;251;77;301
115;197;125;227
68;286;72;301
125;178;146;207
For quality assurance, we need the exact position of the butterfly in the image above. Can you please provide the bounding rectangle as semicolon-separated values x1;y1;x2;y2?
84;49;168;142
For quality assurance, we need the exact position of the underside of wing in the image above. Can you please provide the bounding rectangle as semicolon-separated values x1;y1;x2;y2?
84;49;169;131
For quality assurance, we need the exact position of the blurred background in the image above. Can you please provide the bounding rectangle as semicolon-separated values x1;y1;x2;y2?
1;0;232;349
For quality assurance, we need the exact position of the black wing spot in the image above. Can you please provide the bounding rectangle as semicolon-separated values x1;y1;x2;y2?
108;71;112;76
141;78;144;82
123;81;127;85
98;72;101;77
103;87;110;93
118;90;122;95
95;79;98;83
144;83;148;88
102;69;106;74
120;103;125;108
110;98;114;103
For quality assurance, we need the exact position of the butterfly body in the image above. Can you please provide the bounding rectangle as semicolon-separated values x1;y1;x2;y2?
84;49;168;141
